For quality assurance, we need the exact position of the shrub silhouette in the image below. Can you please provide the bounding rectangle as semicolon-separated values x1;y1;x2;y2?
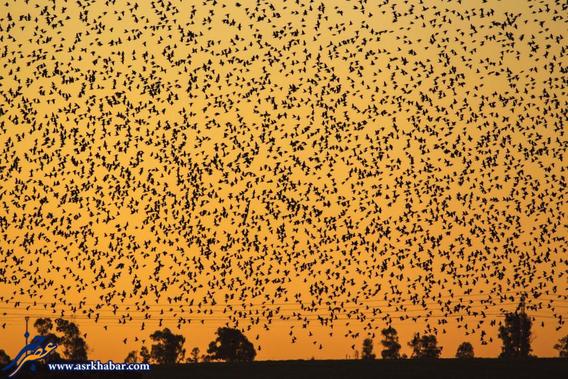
0;349;10;368
456;342;474;359
553;335;568;358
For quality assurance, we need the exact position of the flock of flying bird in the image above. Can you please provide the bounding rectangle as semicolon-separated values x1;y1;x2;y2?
0;0;566;354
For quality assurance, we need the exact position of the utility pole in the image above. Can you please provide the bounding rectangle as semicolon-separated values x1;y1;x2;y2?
24;316;30;351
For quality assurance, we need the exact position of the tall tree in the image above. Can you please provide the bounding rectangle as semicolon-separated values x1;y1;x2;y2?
149;328;186;365
55;318;88;360
553;335;568;358
498;309;532;358
455;342;474;359
408;333;442;359
361;338;376;360
34;318;61;347
207;327;256;362
34;318;79;362
380;327;401;359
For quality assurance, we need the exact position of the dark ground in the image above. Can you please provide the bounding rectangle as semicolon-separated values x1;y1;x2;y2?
11;359;568;379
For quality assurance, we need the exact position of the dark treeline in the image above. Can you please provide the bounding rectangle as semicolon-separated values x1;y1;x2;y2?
359;307;566;360
1;307;567;368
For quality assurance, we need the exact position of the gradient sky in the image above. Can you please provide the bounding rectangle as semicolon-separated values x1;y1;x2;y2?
0;0;566;361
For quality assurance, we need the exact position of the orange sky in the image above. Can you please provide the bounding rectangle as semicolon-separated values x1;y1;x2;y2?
0;0;566;361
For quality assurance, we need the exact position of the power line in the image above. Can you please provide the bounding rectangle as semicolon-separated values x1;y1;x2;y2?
3;289;565;309
1;298;565;318
2;311;566;323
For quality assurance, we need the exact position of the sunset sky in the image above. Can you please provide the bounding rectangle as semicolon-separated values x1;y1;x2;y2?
0;0;566;361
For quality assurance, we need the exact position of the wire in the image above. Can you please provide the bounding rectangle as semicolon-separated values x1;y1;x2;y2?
3;289;564;309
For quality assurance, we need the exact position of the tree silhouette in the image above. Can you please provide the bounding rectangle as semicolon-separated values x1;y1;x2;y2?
456;342;474;359
124;350;138;363
498;309;532;359
54;318;88;360
34;318;61;353
149;328;186;364
207;327;256;362
34;318;54;336
361;338;376;360
553;335;568;358
408;333;442;359
140;346;151;364
380;327;401;359
33;318;84;361
188;347;200;363
0;349;10;368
